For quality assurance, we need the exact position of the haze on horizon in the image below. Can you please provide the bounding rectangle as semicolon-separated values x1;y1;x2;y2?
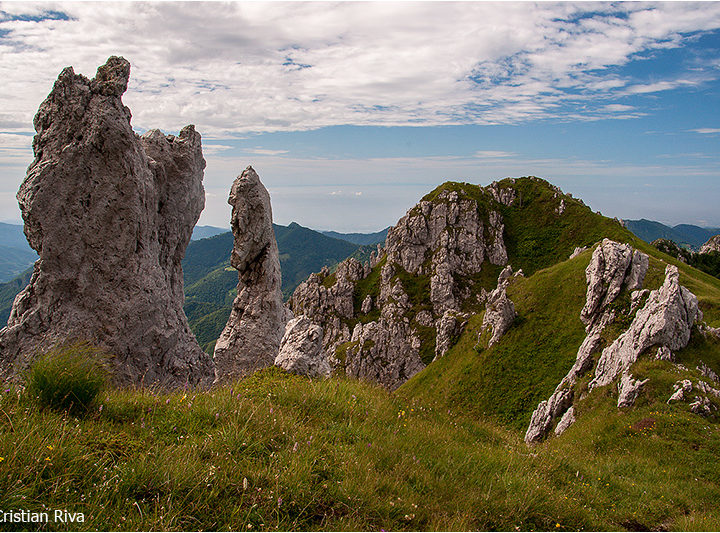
0;1;719;233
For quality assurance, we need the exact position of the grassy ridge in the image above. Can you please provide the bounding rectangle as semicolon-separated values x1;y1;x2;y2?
2;367;719;531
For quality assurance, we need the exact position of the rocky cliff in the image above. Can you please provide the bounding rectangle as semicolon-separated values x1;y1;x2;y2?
0;57;214;386
213;167;289;382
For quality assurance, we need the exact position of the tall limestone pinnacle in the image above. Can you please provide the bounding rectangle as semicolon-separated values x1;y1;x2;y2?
213;166;289;383
0;56;214;386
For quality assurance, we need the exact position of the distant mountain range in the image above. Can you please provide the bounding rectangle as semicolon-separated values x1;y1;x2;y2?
0;222;37;283
320;227;389;246
624;219;720;250
191;225;229;240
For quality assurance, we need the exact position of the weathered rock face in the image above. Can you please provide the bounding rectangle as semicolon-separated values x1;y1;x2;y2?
700;235;720;254
0;57;213;386
589;264;701;390
481;270;517;347
581;239;648;331
385;188;507;315
617;372;649;408
274;315;330;378
526;240;703;443
290;182;515;389
213;167;289;382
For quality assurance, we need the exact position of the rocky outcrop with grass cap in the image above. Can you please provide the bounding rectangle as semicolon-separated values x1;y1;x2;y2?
290;181;519;389
0;57;213;387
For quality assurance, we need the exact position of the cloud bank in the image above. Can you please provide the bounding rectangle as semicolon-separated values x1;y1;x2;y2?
1;2;719;136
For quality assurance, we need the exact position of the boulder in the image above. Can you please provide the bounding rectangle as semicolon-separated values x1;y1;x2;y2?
213;167;289;382
0;57;213;387
525;388;573;443
554;406;576;436
481;282;516;347
667;380;692;403
274;316;330;378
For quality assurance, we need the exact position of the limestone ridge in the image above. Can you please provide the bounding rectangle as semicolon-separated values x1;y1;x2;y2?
213;166;289;382
525;239;702;443
290;181;514;390
0;57;213;386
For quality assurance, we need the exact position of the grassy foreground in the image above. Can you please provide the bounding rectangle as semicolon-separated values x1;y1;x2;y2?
1;366;720;531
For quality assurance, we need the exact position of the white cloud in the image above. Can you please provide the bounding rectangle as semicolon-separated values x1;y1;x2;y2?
689;128;720;134
1;3;719;135
244;148;289;156
473;151;517;159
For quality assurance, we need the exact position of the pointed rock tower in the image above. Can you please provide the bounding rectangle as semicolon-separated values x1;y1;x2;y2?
0;57;214;387
213;166;288;382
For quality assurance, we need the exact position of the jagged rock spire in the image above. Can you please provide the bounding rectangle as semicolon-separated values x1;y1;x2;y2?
213;166;289;382
0;57;214;387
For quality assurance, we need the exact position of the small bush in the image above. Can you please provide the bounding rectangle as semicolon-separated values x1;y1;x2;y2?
24;342;110;414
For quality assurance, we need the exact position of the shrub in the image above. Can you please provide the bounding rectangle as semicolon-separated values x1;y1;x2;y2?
24;342;110;414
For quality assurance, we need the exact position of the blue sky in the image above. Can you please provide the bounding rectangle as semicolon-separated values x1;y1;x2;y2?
1;2;719;232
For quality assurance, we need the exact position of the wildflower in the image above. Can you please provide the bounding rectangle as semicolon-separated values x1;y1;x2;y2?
166;398;170;404
99;404;103;412
0;457;4;462
243;477;249;491
556;523;561;528
277;497;282;507
47;445;53;450
45;457;51;461
181;393;187;401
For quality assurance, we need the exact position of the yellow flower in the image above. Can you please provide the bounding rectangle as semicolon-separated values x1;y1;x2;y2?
0;457;4;462
555;523;561;528
47;445;53;450
45;457;51;461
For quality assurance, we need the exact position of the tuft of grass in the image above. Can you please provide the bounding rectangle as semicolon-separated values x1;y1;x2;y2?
24;342;110;415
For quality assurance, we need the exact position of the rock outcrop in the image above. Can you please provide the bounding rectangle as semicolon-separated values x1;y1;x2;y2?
0;57;213;386
526;239;702;443
589;264;701;390
290;182;516;390
581;239;648;331
617;372;649;408
274;315;330;378
480;270;517;347
700;235;720;254
213;167;289;382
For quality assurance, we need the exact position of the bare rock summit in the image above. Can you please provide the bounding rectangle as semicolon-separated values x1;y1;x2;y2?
0;57;213;386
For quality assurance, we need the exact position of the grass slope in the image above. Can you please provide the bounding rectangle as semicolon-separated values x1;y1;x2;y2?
400;234;720;431
3;366;720;531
